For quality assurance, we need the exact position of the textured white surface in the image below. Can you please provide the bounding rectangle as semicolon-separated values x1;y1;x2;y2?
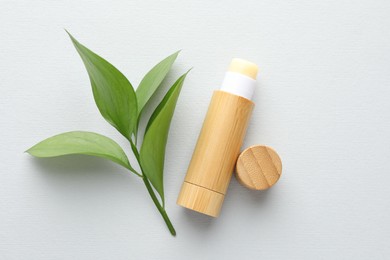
1;0;390;259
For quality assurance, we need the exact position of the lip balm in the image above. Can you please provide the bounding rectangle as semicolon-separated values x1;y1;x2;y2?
177;58;258;217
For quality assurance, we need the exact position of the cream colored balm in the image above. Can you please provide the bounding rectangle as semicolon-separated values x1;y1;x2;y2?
177;58;258;217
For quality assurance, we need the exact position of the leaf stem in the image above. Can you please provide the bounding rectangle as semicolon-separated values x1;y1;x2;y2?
129;138;176;236
142;176;176;236
130;139;140;161
127;166;142;177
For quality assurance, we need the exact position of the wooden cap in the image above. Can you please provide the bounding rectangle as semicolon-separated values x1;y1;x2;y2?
177;182;225;217
235;145;282;190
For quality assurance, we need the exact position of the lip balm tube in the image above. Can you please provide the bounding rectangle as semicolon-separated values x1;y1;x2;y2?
177;58;258;217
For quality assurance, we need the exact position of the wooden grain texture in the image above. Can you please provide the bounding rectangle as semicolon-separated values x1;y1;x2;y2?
176;182;224;217
3;1;390;258
235;145;282;190
177;90;254;216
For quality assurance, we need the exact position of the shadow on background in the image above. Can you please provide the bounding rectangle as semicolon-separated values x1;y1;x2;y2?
27;155;139;192
176;177;278;236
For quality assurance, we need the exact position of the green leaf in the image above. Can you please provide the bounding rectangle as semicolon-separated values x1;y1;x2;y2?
140;71;190;202
26;131;134;172
67;31;137;140
136;51;179;117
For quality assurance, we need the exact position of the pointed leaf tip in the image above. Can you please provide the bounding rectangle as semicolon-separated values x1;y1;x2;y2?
68;34;138;140
136;51;180;116
140;71;189;201
26;131;137;173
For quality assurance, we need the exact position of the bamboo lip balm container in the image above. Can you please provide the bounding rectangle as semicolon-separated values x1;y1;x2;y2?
177;58;258;217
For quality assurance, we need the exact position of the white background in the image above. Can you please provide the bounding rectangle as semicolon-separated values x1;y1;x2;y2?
1;1;390;259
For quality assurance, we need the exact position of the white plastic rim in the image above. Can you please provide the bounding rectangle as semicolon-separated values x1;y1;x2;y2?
220;72;256;101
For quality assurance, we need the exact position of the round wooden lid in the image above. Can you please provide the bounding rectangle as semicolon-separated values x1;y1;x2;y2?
235;145;282;190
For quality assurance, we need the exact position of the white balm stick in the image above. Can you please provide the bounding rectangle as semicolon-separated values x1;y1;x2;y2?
177;58;258;217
